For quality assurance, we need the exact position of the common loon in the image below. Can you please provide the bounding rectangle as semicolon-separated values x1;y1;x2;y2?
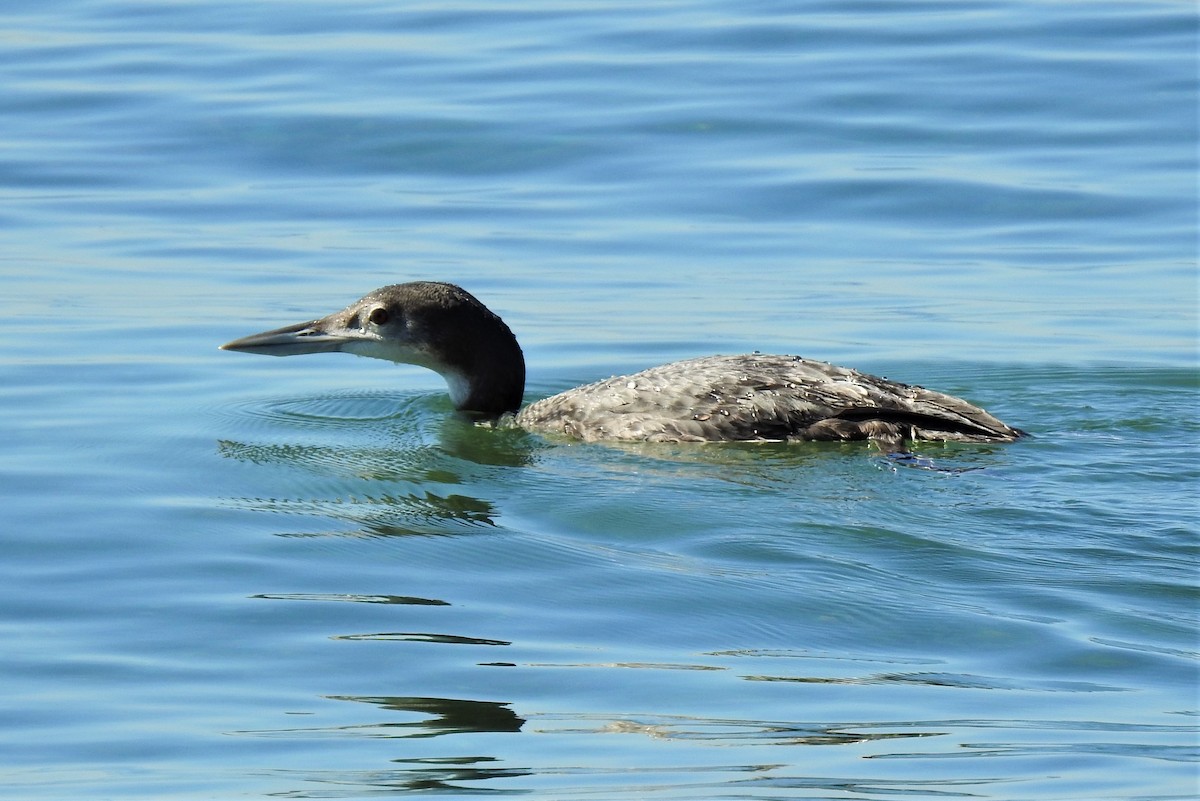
220;281;1024;446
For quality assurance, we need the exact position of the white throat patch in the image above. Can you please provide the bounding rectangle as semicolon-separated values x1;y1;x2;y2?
442;369;471;408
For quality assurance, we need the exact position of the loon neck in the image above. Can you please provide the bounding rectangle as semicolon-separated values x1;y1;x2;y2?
409;283;526;417
446;332;525;417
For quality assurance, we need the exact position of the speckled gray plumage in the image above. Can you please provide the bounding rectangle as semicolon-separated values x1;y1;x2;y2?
516;353;1023;445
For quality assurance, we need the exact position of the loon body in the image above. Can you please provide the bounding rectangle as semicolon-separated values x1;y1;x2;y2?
221;282;1024;446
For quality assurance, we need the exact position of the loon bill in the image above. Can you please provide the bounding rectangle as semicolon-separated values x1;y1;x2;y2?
220;281;1025;446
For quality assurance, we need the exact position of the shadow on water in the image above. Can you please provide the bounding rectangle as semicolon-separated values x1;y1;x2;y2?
236;695;986;797
209;388;1113;799
236;698;1198;796
235;696;525;739
216;391;549;536
271;759;534;797
333;695;527;737
250;592;451;606
238;700;1115;798
216;388;1027;543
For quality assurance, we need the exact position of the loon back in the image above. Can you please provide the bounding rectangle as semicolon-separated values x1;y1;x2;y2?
516;353;1024;445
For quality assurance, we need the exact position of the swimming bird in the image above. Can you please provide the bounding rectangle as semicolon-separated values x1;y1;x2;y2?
220;282;1024;447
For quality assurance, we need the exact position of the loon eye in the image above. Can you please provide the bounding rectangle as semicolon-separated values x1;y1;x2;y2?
368;307;390;326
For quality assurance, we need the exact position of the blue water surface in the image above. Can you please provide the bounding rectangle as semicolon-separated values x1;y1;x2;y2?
1;1;1196;799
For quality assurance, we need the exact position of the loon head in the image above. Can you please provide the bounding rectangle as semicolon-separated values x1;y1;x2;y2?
220;281;526;416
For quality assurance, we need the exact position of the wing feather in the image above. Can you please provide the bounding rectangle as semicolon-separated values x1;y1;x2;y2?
517;354;1023;444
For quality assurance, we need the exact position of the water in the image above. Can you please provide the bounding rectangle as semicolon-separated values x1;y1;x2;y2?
1;1;1196;798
